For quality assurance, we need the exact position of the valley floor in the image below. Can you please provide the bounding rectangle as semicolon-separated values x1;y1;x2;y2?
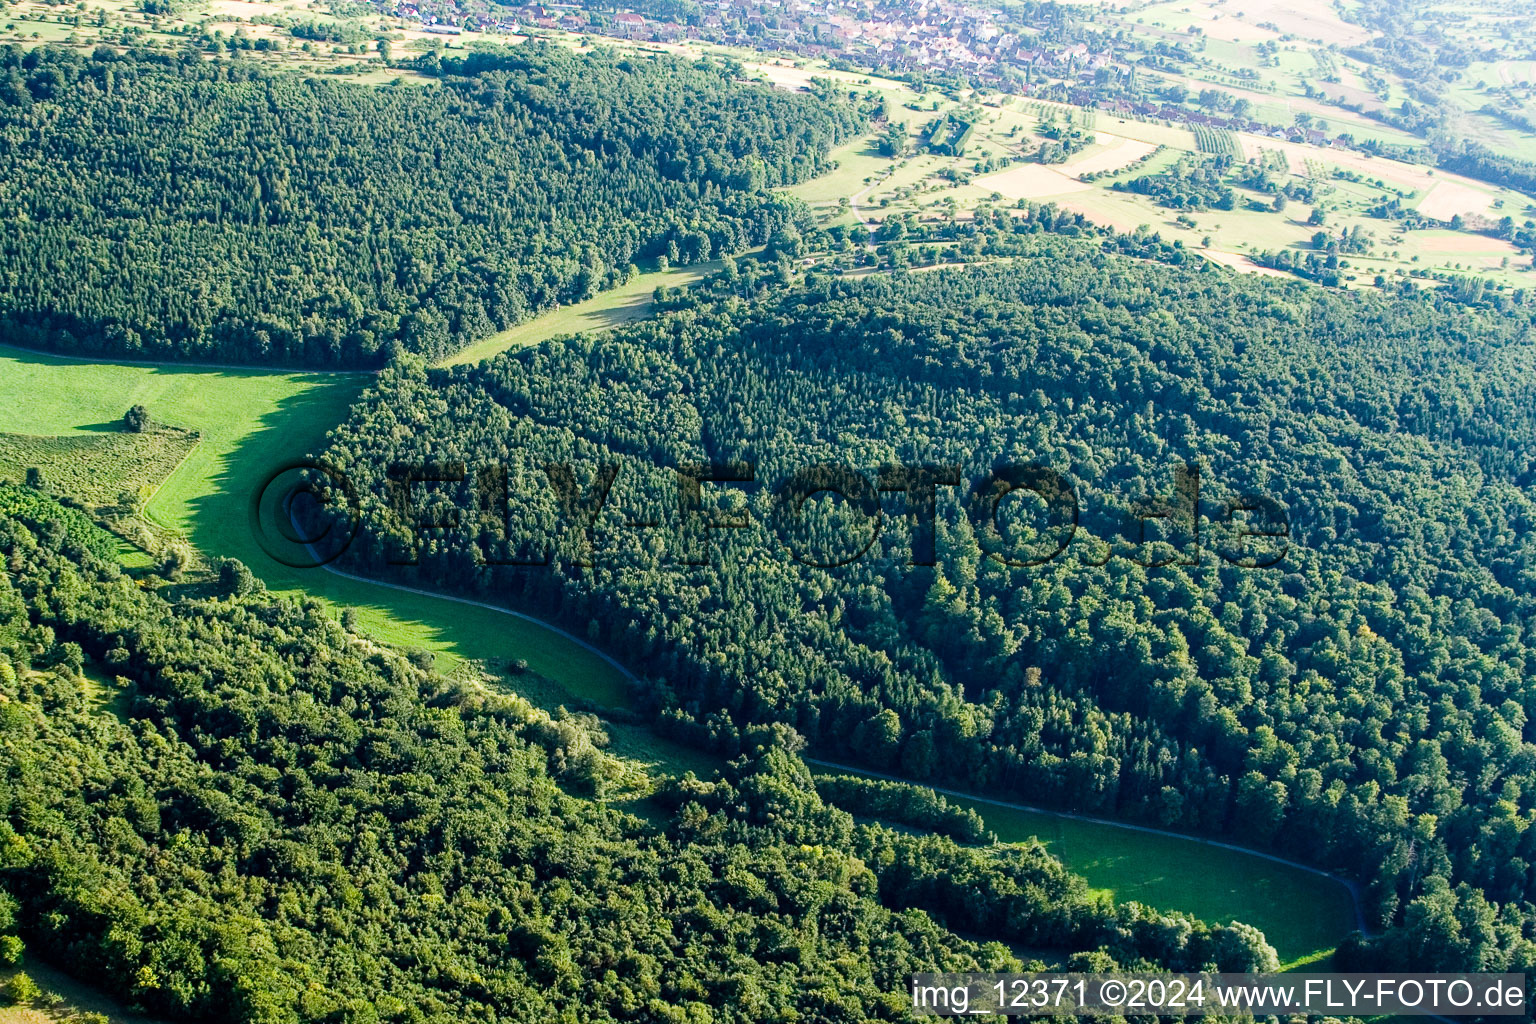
0;257;1357;971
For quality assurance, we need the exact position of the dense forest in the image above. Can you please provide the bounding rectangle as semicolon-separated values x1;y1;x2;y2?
320;237;1536;975
0;500;1280;1023
0;45;866;365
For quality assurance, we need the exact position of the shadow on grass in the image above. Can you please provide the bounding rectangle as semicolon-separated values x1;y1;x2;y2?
176;373;639;712
75;419;129;433
179;375;365;591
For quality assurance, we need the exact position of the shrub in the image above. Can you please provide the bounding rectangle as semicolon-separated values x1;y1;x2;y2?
5;971;40;1005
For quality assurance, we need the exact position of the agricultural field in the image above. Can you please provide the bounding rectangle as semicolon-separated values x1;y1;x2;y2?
1124;0;1373;47
10;0;1530;293
0;0;581;72
8;7;1536;1020
1104;0;1536;167
0;0;889;94
0;0;384;69
574;22;1536;291
0;429;195;511
782;70;1534;291
0;4;1527;641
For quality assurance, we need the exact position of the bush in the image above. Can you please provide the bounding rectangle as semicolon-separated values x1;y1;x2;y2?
5;971;40;1005
123;404;150;432
159;544;191;581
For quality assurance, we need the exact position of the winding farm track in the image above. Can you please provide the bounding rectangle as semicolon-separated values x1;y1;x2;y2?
302;524;1374;941
291;458;1382;948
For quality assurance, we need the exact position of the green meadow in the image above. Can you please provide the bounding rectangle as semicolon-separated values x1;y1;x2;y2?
0;344;632;710
440;260;723;367
808;764;1356;970
959;798;1355;969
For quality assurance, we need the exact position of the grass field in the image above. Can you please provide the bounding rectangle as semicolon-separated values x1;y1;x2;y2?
793;66;1532;292
963;799;1354;969
440;259;723;367
0;3;1504;1007
0;340;737;785
0;961;166;1024
787;137;896;206
809;765;1355;970
0;345;636;711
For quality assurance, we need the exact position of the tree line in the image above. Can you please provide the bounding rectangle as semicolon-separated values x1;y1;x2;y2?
0;44;868;365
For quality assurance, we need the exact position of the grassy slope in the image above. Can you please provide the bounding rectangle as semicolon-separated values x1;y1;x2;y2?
826;91;1531;290
0;345;633;710
439;260;723;367
958;798;1353;969
807;765;1353;970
